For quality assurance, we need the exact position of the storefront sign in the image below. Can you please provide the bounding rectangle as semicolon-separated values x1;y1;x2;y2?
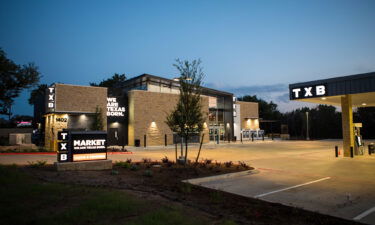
107;97;126;117
57;131;107;163
47;87;55;111
291;84;327;99
56;117;67;122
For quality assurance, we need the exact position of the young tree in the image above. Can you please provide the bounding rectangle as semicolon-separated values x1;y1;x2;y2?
166;59;206;164
91;106;104;131
0;48;41;119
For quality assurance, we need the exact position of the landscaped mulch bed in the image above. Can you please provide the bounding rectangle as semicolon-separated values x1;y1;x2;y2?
25;159;361;225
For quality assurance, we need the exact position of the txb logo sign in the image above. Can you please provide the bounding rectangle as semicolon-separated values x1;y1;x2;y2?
47;87;55;110
57;131;107;163
291;85;327;99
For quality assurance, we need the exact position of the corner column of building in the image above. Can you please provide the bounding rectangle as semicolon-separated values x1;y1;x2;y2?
341;95;354;157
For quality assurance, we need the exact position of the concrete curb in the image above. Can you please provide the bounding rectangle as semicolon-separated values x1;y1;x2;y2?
182;169;259;185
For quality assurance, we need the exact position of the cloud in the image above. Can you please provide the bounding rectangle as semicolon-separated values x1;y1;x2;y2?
275;93;290;103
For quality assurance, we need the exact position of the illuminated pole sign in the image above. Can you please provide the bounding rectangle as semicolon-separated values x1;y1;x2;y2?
107;97;125;117
47;86;55;111
57;131;107;163
291;84;327;100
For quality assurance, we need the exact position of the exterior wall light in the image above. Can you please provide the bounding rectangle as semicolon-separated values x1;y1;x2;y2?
151;121;156;128
362;103;367;106
321;97;326;100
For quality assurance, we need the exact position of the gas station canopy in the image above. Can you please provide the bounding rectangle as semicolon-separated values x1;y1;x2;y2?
289;72;375;107
289;72;375;157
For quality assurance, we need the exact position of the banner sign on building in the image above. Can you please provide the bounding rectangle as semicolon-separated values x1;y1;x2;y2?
57;131;107;163
107;97;126;117
290;84;327;100
46;86;55;112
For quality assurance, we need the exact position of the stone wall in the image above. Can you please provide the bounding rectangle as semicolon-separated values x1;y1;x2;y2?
55;84;107;128
128;90;209;146
45;114;68;151
44;84;108;151
238;101;259;130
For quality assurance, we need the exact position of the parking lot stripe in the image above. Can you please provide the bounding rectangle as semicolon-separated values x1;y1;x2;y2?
353;206;375;221
254;177;331;198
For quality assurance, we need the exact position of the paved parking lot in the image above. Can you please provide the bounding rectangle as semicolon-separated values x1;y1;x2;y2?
1;139;375;224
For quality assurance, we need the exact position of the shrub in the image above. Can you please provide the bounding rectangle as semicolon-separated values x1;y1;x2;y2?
111;170;119;175
238;161;250;169
130;165;139;171
161;156;169;163
142;158;151;163
114;161;131;169
28;160;47;168
126;158;132;163
143;169;153;177
203;159;212;165
224;161;233;168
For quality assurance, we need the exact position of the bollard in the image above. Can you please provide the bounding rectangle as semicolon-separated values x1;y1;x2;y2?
271;133;274;140
251;133;254;142
217;135;219;144
262;134;264;141
165;134;167;146
350;146;354;158
228;134;230;143
144;135;147;148
335;146;338;157
240;134;243;143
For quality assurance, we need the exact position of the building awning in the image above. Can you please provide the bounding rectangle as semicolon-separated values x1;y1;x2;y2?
289;72;375;107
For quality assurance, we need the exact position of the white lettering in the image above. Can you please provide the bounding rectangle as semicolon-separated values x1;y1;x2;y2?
60;154;67;161
61;133;68;140
48;102;54;108
316;85;325;96
60;143;67;150
49;95;54;100
292;88;301;98
49;87;54;93
73;139;106;147
304;87;313;97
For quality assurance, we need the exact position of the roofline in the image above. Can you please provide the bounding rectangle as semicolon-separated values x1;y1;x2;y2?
289;71;375;88
53;83;108;89
124;73;234;96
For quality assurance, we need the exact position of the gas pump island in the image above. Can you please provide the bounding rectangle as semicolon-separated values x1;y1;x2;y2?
289;72;375;157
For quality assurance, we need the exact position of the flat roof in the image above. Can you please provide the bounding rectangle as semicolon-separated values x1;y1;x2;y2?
120;73;234;97
289;72;375;107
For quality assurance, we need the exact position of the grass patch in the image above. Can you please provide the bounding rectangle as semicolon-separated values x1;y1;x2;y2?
0;165;218;225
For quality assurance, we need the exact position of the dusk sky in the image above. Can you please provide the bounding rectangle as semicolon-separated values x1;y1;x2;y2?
1;0;375;116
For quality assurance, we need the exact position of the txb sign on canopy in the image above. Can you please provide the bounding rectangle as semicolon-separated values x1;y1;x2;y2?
291;84;327;100
57;131;107;163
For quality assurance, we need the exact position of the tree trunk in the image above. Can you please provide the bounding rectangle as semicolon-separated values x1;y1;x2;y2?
184;135;188;164
195;133;204;163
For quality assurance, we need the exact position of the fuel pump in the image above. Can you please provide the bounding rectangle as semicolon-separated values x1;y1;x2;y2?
354;123;364;155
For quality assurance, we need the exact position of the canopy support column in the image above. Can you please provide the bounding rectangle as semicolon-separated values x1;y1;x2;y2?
341;95;354;157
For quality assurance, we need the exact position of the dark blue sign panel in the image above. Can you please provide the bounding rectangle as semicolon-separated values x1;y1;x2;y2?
57;131;107;163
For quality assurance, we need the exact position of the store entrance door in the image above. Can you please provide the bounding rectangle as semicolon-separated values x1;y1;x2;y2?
108;128;119;146
209;125;224;143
